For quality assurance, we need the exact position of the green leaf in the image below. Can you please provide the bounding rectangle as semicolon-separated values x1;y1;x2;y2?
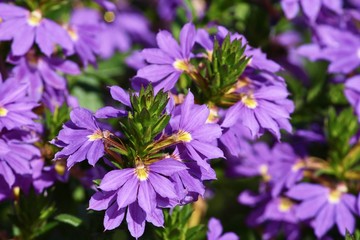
54;214;82;227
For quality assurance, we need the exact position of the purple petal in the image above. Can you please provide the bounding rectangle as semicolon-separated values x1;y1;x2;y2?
86;140;104;166
110;86;131;107
313;203;335;238
99;169;134;191
149;158;187;176
207;218;223;239
12;25;35;56
138;180;156;214
136;64;175;82
149;173;177;199
296;196;327;220
70;108;98;130
179;23;196;58
286;183;327;200
38;59;67;89
336;202;355;236
104;202;125;230
126;201;146;239
116;176;138;209
191;124;222;142
281;0;299;19
300;0;321;21
156;30;182;59
146;208;164;227
0;162;15;187
89;191;116;211
141;48;174;64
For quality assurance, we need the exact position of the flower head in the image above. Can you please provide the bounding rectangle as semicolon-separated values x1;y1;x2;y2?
0;78;38;131
168;91;224;169
89;158;187;238
286;183;356;237
136;23;196;91
0;4;73;56
54;108;107;168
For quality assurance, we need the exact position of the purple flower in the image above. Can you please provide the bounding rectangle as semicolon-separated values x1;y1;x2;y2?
168;91;224;169
281;0;343;22
54;108;107;168
207;218;239;240
0;4;73;56
0;130;40;187
65;9;101;66
30;158;68;194
227;141;273;180
228;85;293;140
89;158;187;238
286;183;356;237
298;25;360;74
137;23;196;91
238;191;301;240
10;52;80;102
268;143;305;197
0;78;38;130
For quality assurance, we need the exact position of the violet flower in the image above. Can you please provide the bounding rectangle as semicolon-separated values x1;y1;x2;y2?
66;8;101;66
89;158;187;238
228;85;293;140
54;108;107;168
0;4;73;56
0;132;40;188
10;53;80;102
238;191;301;240
268;143;305;197
168;91;224;170
286;183;356;237
0;78;38;131
137;23;196;91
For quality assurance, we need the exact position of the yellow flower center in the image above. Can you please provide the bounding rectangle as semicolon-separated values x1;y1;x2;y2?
27;10;42;26
55;162;66;176
241;93;258;109
0;17;3;24
67;28;79;41
0;107;8;117
173;59;190;72
135;164;149;181
278;197;293;212
13;186;20;200
259;164;271;182
328;190;342;204
176;130;192;142
87;130;103;141
104;11;115;23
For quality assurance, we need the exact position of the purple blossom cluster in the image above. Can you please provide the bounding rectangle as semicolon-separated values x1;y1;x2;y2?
1;0;360;239
0;1;156;204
